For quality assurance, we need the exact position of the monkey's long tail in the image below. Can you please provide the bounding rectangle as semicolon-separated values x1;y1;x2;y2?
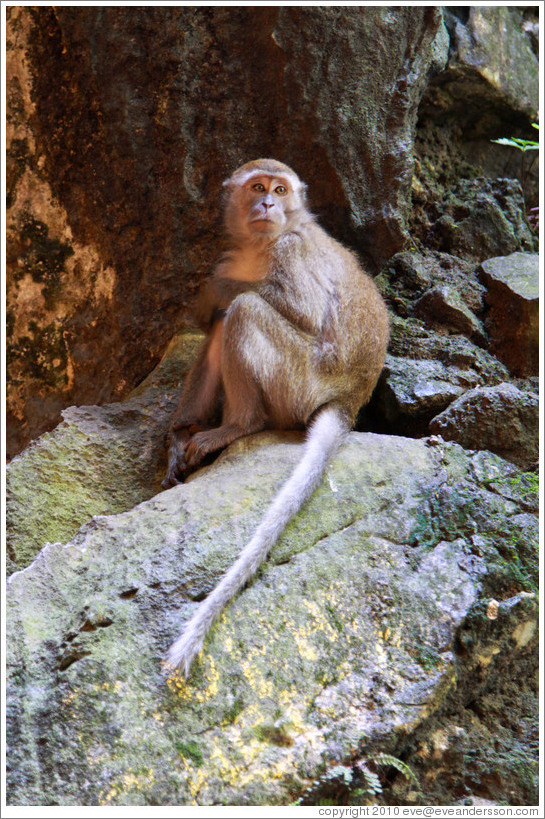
165;404;348;678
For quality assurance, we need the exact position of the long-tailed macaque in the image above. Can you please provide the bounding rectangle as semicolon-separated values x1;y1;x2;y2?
163;159;389;677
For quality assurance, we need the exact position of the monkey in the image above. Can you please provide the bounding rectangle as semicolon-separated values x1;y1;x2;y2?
162;158;390;678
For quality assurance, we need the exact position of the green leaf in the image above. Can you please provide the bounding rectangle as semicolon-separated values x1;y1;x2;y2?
491;136;538;152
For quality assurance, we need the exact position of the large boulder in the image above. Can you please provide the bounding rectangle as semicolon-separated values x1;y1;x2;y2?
420;6;539;129
6;433;538;806
6;5;446;457
428;179;536;263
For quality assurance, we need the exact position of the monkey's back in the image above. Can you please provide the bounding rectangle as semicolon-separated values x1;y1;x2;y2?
295;223;390;417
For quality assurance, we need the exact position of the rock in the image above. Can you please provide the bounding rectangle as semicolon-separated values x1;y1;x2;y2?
479;253;539;377
429;179;536;263
420;6;539;131
272;6;446;266
6;5;445;457
429;382;538;470
386;317;508;382
402;669;539;806
411;121;540;248
448;7;539;121
368;318;510;435
413;286;485;342
377;250;485;318
5;434;538;805
6;331;202;575
375;356;479;431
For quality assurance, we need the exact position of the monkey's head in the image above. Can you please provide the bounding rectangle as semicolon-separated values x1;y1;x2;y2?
223;159;311;243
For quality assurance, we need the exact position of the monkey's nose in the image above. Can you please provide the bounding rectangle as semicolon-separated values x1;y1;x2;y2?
262;202;274;210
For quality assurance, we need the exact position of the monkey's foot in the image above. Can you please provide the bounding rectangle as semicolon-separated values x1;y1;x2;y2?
184;430;223;467
184;424;243;466
185;421;265;466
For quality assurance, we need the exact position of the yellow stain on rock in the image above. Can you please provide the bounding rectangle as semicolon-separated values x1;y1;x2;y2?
241;658;274;700
99;769;156;805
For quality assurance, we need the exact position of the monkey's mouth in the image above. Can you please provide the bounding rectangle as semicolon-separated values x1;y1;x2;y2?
250;215;278;227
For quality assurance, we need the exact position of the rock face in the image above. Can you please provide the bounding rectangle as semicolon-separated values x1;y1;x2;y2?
429;179;536;263
427;6;539;128
6;433;538;806
411;5;539;251
429;382;539;471
479;253;539;377
6;5;445;457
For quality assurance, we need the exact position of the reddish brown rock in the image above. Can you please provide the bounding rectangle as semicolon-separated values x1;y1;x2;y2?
479;253;539;377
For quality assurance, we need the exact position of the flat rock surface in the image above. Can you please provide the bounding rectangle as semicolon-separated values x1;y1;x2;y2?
480;253;539;301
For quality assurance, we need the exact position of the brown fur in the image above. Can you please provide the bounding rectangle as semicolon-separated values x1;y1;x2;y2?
163;160;389;676
163;160;389;486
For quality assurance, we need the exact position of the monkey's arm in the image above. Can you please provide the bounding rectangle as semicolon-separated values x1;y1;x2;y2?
162;321;224;487
257;274;335;341
252;232;339;339
194;277;259;330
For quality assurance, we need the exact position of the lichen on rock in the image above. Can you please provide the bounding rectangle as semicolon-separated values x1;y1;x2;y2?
6;434;538;806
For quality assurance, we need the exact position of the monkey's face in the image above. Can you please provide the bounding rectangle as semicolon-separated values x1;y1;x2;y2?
243;175;293;236
226;172;305;242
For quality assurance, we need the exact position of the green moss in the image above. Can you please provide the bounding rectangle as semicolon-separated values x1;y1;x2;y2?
325;601;344;633
222;696;245;724
175;740;204;767
492;470;539;508
414;646;442;671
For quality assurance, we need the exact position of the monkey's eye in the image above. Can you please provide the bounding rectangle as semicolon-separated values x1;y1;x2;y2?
274;185;288;195
251;183;266;192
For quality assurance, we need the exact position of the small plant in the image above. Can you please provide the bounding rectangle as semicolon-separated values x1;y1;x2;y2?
353;761;383;797
491;123;539;229
298;754;422;805
368;752;422;793
175;739;204;767
491;123;539;153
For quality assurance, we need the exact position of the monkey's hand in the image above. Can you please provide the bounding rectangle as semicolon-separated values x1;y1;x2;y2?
162;425;204;487
194;277;258;330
